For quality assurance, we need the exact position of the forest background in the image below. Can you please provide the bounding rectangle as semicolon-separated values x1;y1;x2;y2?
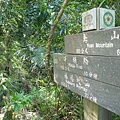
0;0;120;119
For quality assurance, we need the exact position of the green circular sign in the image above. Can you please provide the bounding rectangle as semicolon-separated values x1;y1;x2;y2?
103;12;113;27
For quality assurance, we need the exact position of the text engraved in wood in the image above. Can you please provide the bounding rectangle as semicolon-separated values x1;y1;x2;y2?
54;54;120;87
65;27;120;56
54;68;120;115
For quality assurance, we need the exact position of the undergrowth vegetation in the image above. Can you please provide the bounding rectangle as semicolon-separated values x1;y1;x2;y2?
0;0;120;119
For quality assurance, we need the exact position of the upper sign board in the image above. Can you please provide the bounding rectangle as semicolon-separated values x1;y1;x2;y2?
65;27;120;56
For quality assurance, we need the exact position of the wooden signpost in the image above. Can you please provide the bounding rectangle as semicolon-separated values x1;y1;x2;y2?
54;8;119;120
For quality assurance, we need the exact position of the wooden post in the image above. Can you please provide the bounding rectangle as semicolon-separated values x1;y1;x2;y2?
84;98;112;120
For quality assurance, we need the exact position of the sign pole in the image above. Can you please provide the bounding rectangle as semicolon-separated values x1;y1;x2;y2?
84;98;112;120
82;8;115;120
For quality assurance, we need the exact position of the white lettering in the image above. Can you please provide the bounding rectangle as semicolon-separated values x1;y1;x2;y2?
76;48;88;54
81;48;84;54
76;75;82;85
117;49;120;56
83;57;89;65
93;97;97;103
85;48;88;54
64;66;70;71
73;57;77;64
85;83;90;87
76;64;83;70
61;82;68;88
83;34;88;43
95;42;113;48
60;66;64;70
84;71;88;77
111;31;120;40
68;63;75;68
87;43;94;48
64;73;68;80
89;72;93;78
76;49;81;54
66;80;75;87
76;84;87;92
85;93;89;98
64;56;67;62
70;75;74;82
93;73;98;80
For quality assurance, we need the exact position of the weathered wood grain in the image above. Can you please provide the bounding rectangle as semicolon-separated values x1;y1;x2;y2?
54;68;120;115
84;98;112;120
54;53;120;87
54;26;120;118
65;27;120;56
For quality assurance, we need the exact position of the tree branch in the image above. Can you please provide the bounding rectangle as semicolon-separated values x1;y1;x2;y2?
46;0;69;80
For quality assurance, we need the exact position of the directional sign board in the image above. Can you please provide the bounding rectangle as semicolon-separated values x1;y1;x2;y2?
54;27;120;116
65;27;120;56
54;54;120;87
54;68;120;116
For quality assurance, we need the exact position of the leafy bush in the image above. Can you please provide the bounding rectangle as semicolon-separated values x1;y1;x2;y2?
0;0;120;120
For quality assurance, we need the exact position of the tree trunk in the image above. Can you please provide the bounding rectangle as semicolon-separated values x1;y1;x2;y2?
45;0;69;80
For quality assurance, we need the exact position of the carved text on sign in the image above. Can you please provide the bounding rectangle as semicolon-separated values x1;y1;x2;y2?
55;27;120;116
65;27;120;56
111;31;120;40
95;42;113;48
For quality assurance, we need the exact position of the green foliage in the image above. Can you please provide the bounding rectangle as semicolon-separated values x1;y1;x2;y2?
0;0;120;119
8;92;33;112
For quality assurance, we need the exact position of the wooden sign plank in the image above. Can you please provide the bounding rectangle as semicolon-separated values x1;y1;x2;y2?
54;68;120;115
65;27;120;56
54;53;120;87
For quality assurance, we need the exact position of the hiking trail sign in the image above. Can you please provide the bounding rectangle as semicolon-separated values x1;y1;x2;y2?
54;8;119;120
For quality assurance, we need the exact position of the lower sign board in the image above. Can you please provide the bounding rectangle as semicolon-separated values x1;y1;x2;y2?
54;68;120;115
